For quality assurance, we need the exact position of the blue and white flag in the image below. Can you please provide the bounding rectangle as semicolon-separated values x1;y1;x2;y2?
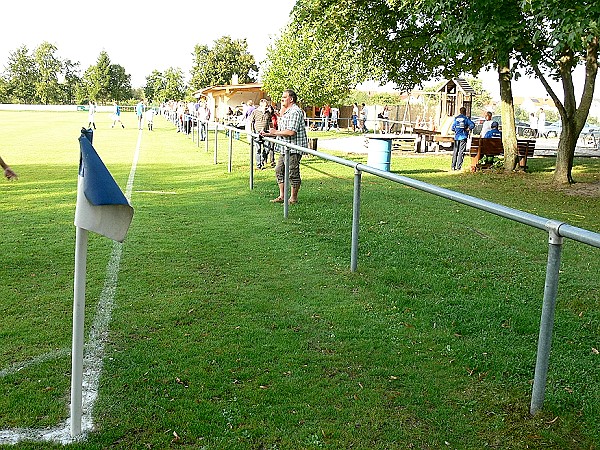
74;129;133;242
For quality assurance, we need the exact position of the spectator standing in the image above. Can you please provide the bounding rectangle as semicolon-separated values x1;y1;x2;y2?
352;103;359;132
261;89;308;204
87;101;97;130
382;106;390;133
1;155;18;180
321;104;331;130
183;104;192;134
359;103;368;132
529;112;538;137
330;106;340;130
198;102;210;141
250;99;272;170
537;108;546;138
267;106;278;166
450;106;475;171
244;100;256;142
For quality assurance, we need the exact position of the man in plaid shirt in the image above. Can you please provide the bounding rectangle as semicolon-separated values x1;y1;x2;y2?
262;89;308;204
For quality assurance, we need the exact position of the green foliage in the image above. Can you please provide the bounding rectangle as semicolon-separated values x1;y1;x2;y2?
33;42;63;105
519;0;600;182
77;51;133;103
4;45;38;103
109;64;132;102
0;77;8;103
2;42;82;105
61;59;81;105
189;36;257;91
262;22;362;107
141;67;188;103
163;67;187;101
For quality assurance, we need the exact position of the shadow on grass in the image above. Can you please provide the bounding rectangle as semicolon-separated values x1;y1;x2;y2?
393;168;448;175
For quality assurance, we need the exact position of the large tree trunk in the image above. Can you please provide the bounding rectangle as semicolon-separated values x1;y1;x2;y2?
498;55;519;171
533;37;598;184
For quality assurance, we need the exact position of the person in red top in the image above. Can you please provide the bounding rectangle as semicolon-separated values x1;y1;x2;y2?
320;104;331;130
267;105;278;167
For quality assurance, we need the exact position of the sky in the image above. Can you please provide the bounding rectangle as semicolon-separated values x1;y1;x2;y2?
0;1;592;103
0;0;298;87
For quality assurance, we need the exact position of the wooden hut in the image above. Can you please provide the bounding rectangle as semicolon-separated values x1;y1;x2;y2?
436;78;477;135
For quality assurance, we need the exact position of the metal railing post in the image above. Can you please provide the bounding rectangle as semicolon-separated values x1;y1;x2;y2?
530;221;564;415
214;123;218;165
283;149;290;219
205;123;209;152
249;137;254;190
350;167;362;272
196;120;204;148
228;129;233;173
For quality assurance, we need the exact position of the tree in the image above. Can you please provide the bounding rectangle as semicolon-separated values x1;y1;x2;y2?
79;51;133;103
382;0;529;170
189;45;210;89
109;64;132;102
289;0;459;90
144;70;166;103
522;0;600;184
61;59;81;105
82;51;112;103
0;77;8;103
290;0;598;181
163;67;186;101
189;36;257;90
261;21;362;107
33;42;63;105
4;45;38;103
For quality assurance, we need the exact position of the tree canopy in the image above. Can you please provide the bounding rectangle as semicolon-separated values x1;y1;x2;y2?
189;36;258;89
261;23;362;106
78;51;133;103
265;0;599;183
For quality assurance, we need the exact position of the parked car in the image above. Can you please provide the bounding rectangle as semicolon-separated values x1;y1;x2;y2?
581;123;600;147
491;115;535;137
582;123;599;134
544;121;599;139
545;121;562;138
471;116;485;135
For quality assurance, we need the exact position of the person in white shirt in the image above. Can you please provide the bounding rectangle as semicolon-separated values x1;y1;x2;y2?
537;108;546;138
480;111;493;137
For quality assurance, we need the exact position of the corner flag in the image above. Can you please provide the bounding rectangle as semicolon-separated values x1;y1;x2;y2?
71;128;134;437
74;129;133;242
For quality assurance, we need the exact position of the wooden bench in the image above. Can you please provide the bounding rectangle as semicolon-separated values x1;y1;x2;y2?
470;138;536;171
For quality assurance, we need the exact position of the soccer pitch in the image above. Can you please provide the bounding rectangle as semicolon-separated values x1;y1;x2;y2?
1;110;599;448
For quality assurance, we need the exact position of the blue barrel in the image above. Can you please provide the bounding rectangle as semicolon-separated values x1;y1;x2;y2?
366;137;392;171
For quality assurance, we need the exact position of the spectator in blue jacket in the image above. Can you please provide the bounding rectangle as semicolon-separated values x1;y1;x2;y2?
451;107;475;171
484;121;502;138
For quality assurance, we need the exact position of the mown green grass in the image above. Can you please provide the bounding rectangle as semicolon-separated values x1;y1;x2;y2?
0;111;598;449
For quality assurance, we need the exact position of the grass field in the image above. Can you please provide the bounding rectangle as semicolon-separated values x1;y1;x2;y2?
0;110;599;449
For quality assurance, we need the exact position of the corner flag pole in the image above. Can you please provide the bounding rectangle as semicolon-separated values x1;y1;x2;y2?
70;128;134;437
71;225;88;436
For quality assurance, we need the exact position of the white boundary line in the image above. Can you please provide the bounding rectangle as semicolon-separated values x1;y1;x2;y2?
0;131;142;445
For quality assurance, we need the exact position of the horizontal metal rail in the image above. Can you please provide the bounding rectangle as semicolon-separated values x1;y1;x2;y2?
208;122;600;416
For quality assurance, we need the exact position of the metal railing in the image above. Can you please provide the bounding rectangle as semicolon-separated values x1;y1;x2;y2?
184;119;600;416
